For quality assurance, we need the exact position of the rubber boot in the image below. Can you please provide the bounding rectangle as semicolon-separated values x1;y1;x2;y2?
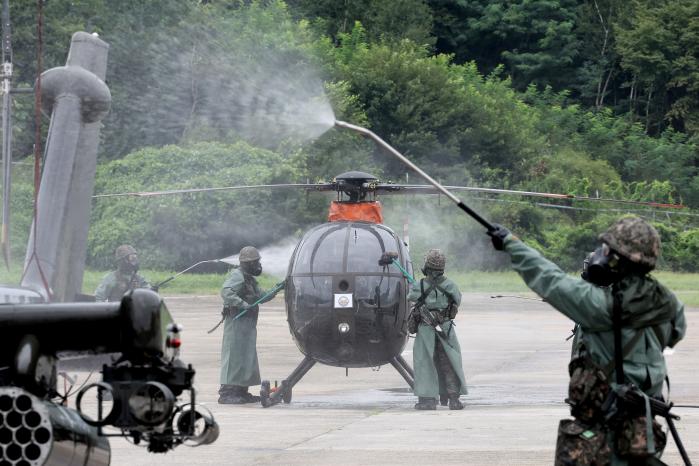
240;387;261;403
414;397;437;410
448;395;464;410
218;385;247;404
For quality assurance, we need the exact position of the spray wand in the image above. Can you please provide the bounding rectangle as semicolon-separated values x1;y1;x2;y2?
378;252;414;283
335;121;495;232
207;281;285;334
152;259;232;291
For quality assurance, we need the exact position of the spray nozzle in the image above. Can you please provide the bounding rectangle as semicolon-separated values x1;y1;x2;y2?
378;251;399;266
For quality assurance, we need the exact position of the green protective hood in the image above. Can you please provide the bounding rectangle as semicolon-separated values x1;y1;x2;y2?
616;275;677;329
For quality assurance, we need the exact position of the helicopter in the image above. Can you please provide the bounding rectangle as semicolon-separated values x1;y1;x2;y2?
0;13;218;462
263;170;416;406
90;119;692;410
94;158;689;409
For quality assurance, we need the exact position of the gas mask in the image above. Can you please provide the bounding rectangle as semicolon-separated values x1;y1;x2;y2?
118;254;139;274
242;260;262;277
421;267;443;279
581;243;620;287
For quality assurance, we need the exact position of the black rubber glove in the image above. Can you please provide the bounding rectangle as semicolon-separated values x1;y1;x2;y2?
488;224;510;251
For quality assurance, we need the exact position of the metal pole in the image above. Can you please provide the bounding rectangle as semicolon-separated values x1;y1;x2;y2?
667;417;693;466
1;0;12;266
335;120;495;231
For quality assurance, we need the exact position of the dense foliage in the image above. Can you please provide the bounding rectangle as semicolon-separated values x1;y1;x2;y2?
3;0;699;272
89;141;318;270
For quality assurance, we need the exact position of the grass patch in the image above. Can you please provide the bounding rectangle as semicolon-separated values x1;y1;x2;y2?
0;265;280;296
652;272;699;307
2;265;697;306
83;269;282;295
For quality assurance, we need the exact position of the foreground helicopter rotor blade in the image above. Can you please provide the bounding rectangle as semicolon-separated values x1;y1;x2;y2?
334;120;496;231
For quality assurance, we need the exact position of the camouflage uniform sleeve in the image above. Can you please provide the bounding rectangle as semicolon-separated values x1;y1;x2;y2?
94;273;113;302
221;270;247;308
503;236;613;331
669;299;687;348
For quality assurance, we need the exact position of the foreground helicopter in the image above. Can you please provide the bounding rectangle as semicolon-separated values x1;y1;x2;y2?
0;19;218;464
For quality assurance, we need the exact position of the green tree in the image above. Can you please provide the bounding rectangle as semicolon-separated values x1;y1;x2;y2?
320;24;544;176
573;0;629;109
428;0;582;91
615;0;699;135
287;0;434;46
89;141;318;269
7;0;196;158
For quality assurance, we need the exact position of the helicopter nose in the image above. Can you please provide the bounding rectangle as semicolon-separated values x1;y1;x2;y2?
337;342;353;361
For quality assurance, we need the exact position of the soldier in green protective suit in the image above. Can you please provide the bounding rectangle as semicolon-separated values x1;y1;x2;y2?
489;216;686;465
95;245;150;302
218;246;284;404
407;249;467;410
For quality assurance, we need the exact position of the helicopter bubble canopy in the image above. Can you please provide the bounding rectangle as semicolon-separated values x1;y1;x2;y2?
285;221;412;367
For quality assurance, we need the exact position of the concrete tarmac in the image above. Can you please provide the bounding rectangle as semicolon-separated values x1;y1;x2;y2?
98;293;697;465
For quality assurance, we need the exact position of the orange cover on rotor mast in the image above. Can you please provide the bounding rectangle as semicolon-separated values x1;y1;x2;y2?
328;201;384;224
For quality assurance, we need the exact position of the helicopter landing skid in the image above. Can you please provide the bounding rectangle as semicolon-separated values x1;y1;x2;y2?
260;355;415;407
260;356;316;407
389;355;415;389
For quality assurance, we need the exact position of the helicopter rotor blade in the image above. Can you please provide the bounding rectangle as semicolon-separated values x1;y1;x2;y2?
92;183;334;199
92;181;688;211
373;184;686;209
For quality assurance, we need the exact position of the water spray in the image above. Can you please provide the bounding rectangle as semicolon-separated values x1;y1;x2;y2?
152;259;234;291
334;121;495;232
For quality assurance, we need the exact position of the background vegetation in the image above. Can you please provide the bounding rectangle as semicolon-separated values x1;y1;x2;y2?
3;0;699;275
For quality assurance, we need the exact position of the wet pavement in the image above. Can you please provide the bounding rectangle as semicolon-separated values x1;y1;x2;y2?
93;293;697;465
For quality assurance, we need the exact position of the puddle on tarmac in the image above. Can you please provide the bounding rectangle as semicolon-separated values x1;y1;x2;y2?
273;384;564;410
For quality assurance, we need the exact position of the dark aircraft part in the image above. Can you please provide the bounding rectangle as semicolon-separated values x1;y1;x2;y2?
0;289;177;400
389;355;414;389
260;356;316;408
0;289;218;454
173;404;219;446
0;289;170;368
21;31;111;302
0;386;111;466
334;120;495;231
307;223;345;283
286;222;411;368
334;171;378;202
378;251;399;267
335;171;378;185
